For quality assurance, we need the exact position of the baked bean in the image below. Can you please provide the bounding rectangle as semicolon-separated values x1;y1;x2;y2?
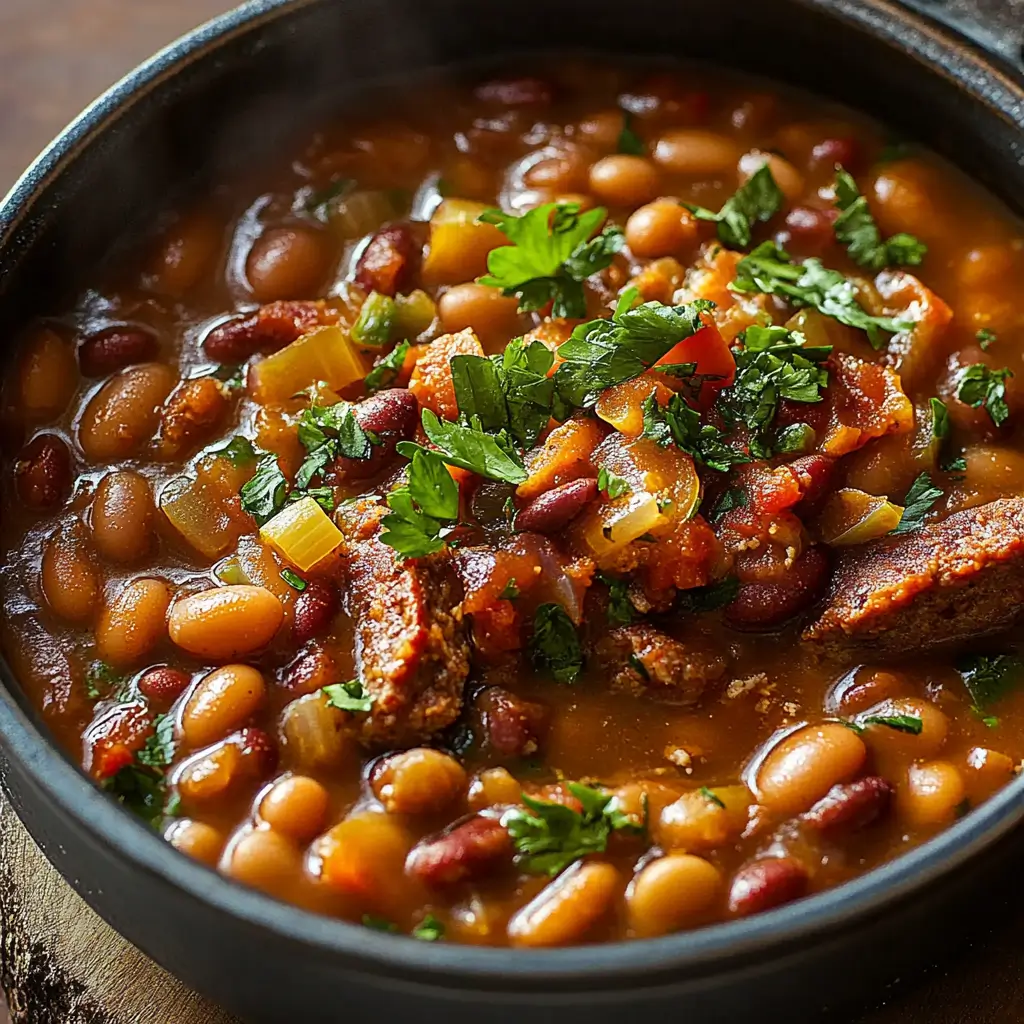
653;129;740;175
258;775;330;842
829;670;910;715
657;785;751;851
957;243;1019;291
14;434;72;510
246;225;332;303
138;665;192;706
626;854;721;937
728;856;809;917
168;585;284;660
17;327;78;420
405;815;513;887
508;861;620;947
857;697;949;760
438;284;521;346
468;767;522;810
280;692;352;770
225;827;302;895
77;363;176;462
515;478;598;534
181;664;267;749
146;210;223;297
900;761;966;826
625;200;698;258
175;727;277;805
41;519;100;624
317;812;411;900
738;150;804;202
474;687;549;758
166;819;225;867
78;326;158;377
91;470;155;563
963;747;1016;802
576;109;625;149
588;155;660;207
372;748;467;815
801;776;894;837
869;161;945;240
95;577;172;667
293;580;338;643
523;152;589;193
756;722;867;816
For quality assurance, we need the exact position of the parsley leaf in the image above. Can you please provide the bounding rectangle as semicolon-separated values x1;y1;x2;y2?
554;298;714;408
84;661;126;701
322;680;374;713
499;579;520;600
677;577;740;613
211;435;257;466
296;401;376;490
931;397;950;441
530;603;583;684
280;568;306;591
976;328;997;350
239;453;290;525
597;467;631;499
617;111;645;155
351;291;396;349
832;168;927;270
502;782;643;876
365;340;411;393
479;203;625;319
683;165;784;249
957;653;1024;713
891;471;943;534
956;364;1013;427
421;409;527;484
732;242;912;350
774;422;816;454
598;572;636;626
380;444;460;559
137;714;176;769
102;764;170;827
709;486;748;522
861;714;923;734
698;786;726;808
640;393;749;472
412;915;445;942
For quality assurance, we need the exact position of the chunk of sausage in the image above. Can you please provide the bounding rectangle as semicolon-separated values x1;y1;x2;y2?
596;624;725;706
804;498;1024;652
203;300;340;363
336;499;470;747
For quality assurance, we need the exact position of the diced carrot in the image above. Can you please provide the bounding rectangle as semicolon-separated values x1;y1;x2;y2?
655;321;735;407
595;376;674;436
517;416;606;500
409;328;484;420
626;257;686;304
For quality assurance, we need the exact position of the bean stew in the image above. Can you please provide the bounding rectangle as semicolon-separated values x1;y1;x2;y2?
4;58;1024;947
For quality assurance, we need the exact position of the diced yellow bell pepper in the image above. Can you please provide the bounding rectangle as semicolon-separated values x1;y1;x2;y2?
250;326;370;405
260;496;343;571
422;199;506;285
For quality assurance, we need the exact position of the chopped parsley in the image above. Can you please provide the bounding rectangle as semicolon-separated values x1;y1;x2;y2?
479;202;625;319
296;400;377;490
774;422;816;454
617;111;645;155
891;471;943;534
239;453;290;525
365;340;411;393
502;782;644;876
861;714;923;734
85;661;126;701
640;392;749;472
597;467;631;499
322;680;374;713
598;572;636;626
930;397;950;441
102;763;171;827
211;435;257;466
732;242;912;350
420;409;527;485
361;914;398;933
499;578;520;601
351;291;396;349
976;328;997;350
957;654;1024;717
677;577;740;613
380;443;460;559
280;568;307;591
709;486;748;523
956;364;1013;427
136;714;176;769
683;165;784;249
832;168;927;270
530;603;583;684
698;786;726;808
412;915;445;942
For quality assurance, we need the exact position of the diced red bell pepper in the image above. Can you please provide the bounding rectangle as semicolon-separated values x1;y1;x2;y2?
656;321;735;408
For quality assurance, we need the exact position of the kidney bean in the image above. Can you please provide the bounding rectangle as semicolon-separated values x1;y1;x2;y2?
474;686;549;757
158;377;230;458
728;856;809;917
293;580;338;643
168;585;284;660
474;77;553;106
41;518;100;624
202;300;335;362
138;666;192;706
14;434;71;510
372;748;467;814
280;645;337;695
778;206;839;256
724;545;829;630
515;478;599;534
92;470;156;563
801;777;894;837
326;389;418;483
78;326;158;377
95;577;173;667
405;815;513;887
810;137;861;171
355;225;417;297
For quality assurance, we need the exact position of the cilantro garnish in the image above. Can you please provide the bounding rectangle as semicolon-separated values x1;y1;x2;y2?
732;242;912;350
617;111;645;155
640;392;749;472
683;165;784;249
478;202;624;319
956;364;1013;427
412;915;445;942
137;714;176;769
102;763;171;827
361;914;398;933
239;453;290;525
421;409;528;485
832;168;927;270
931;397;950;442
296;401;377;490
530;604;583;684
322;679;374;713
976;328;997;351
597;467;631;499
499;578;520;601
957;654;1024;717
380;444;460;559
502;782;643;876
597;572;636;626
861;714;923;735
891;471;943;535
211;435;257;466
709;486;748;523
365;340;410;394
677;577;740;613
85;661;126;701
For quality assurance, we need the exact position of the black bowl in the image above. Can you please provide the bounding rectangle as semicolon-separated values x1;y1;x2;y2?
1;2;1023;1022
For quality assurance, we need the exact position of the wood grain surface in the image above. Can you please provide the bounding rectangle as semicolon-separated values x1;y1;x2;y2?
1;1;1023;1023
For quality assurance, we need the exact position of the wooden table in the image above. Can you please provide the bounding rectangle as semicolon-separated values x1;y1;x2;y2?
1;2;1023;1022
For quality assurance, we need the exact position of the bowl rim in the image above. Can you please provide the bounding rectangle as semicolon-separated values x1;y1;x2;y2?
1;0;1024;991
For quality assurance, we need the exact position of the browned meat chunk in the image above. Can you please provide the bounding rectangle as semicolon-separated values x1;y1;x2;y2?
804;497;1024;652
597;625;726;705
337;499;470;747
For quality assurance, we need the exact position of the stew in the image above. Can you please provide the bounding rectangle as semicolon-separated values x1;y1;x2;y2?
4;57;1024;947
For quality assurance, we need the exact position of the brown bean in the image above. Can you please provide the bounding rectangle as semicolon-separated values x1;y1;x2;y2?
138;666;192;706
515;478;599;534
17;326;78;420
224;827;302;895
181;664;267;749
78;326;158;377
317;812;411;900
800;777;893;837
258;775;330;842
41;519;100;624
78;363;176;462
246;226;332;303
372;748;466;814
95;577;172;667
157;377;230;458
14;434;72;510
728;856;809;917
175;727;277;805
145;210;223;298
653;129;740;175
326;389;419;483
625;200;699;259
92;470;155;563
467;767;522;811
588;155;661;207
166;819;225;867
657;785;752;852
405;815;513;887
168;585;284;660
438;283;521;344
900;761;965;826
475;77;553;106
858;697;949;761
293;580;338;643
355;224;417;297
508;861;620;947
627;854;722;937
474;687;549;757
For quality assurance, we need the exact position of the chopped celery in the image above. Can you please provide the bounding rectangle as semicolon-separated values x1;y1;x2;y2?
260;495;343;571
250;326;370;404
351;292;397;349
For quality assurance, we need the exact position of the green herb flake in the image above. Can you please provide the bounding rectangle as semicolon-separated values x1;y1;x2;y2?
323;680;374;714
955;364;1013;427
380;443;461;560
412;915;445;942
361;914;398;933
617;110;645;155
677;577;740;613
102;764;169;827
597;467;631;499
698;786;726;809
239;453;290;525
709;487;748;523
365;340;411;394
930;397;950;441
597;573;636;626
137;713;176;769
957;653;1024;714
891;471;943;535
421;409;527;485
530;603;583;684
211;435;257;466
976;328;997;350
85;661;125;701
640;392;749;472
280;568;307;592
499;579;520;601
861;714;924;735
774;422;817;454
296;401;378;490
351;291;397;349
683;164;784;249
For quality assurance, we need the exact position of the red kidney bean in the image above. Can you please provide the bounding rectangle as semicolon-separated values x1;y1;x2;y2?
138;666;192;706
728;856;809;917
725;546;829;631
354;225;417;297
778;206;838;256
326;389;419;483
281;645;337;695
810;137;861;171
515;478;599;534
790;454;836;507
293;580;338;644
78;326;158;377
14;434;71;509
203;300;333;363
475;687;549;757
235;726;279;777
405;815;513;887
474;77;553;106
801;776;894;837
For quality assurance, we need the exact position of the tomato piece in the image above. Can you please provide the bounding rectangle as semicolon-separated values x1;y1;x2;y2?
656;322;735;408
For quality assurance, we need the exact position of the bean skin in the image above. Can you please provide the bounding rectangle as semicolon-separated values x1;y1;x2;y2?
372;748;467;814
728;856;809;917
157;377;230;458
91;470;156;564
41;518;100;624
725;545;830;630
78;326;158;377
515;478;599;533
293;580;338;644
354;225;417;297
405;815;513;887
14;434;72;510
800;777;894;837
175;727;277;805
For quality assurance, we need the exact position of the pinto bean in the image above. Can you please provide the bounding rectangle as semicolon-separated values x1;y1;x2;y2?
405;815;513;887
627;854;722;937
326;389;418;483
508;861;620;947
355;225;417;297
728;856;809;917
166;819;225;866
95;577;172;667
515;478;599;533
138;666;192;706
653;129;740;175
657;785;752;852
258;775;330;842
91;470;155;563
168;585;284;660
739;150;804;202
316;812;411;900
41;518;100;624
293;580;338;643
724;545;829;630
157;377;230;458
800;776;893;837
225;827;302;895
372;748;466;814
474;687;549;757
626;200;699;259
246;225;332;303
175;726;277;805
181;664;267;749
468;767;522;810
474;77;553;106
588;155;661;207
17;327;78;420
900;761;966;825
78;326;158;377
14;434;71;510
